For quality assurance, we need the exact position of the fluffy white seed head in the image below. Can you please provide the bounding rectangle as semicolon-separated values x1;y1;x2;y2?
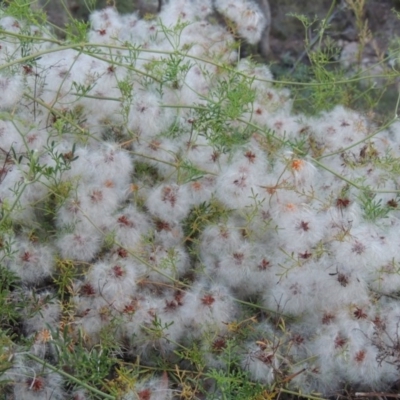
0;74;23;110
6;240;55;285
214;0;267;44
146;183;191;223
56;225;102;262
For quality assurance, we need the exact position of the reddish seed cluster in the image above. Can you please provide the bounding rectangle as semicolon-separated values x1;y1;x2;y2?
27;134;38;144
162;186;177;207
62;151;74;162
336;198;350;209
138;388;151;400
299;251;312;259
123;301;137;314
22;65;33;75
67;199;81;214
118;215;134;227
298;221;310;232
244;151;256;163
73;234;84;246
326;126;336;135
334;335;347;349
291;159;304;171
299;126;310;135
351;241;366;255
387;199;398;208
354;307;367;320
337;273;349;287
103;151;115;163
27;376;45;392
340;120;350;127
111;265;125;278
90;189;103;203
117;247;128;258
289;283;301;295
212;337;227;353
21;251;33;262
155;219;171;232
201;294;215;306
322;312;335;325
211;150;220;162
292;334;305;345
354;349;366;363
258;258;270;270
372;316;386;330
233;252;244;264
174;290;185;306
81;283;96;296
164;299;180;311
191;181;203;192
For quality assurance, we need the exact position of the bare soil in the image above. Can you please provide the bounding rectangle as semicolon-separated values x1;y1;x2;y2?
269;0;400;68
45;1;400;69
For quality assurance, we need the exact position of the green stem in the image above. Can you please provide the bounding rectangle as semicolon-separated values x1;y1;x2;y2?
317;117;397;160
26;353;116;399
394;83;400;120
23;93;99;141
0;182;28;226
1;30;396;87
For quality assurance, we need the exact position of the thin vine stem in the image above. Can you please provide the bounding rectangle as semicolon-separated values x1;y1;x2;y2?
1;30;397;87
26;353;116;400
